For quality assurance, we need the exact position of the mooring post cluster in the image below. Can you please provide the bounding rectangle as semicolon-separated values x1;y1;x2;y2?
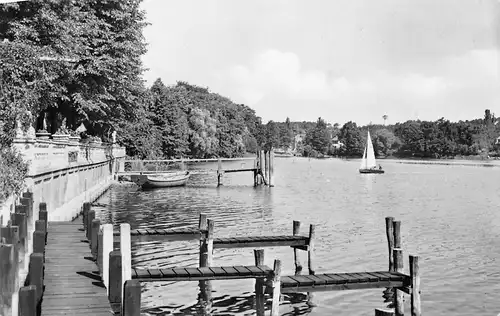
0;192;47;316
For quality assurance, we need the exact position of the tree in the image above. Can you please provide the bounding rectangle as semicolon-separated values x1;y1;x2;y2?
339;121;363;156
304;117;331;154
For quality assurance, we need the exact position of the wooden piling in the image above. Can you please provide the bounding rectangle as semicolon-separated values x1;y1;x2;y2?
91;219;101;261
264;151;269;184
293;220;302;274
122;280;141;316
120;223;132;301
385;217;395;271
33;230;45;255
270;259;282;316
12;213;27;269
393;248;404;316
29;253;44;303
86;209;95;241
82;202;91;230
308;224;316;275
0;226;19;293
254;249;265;316
383;217;395;306
0;243;15;316
109;250;122;312
199;219;214;267
269;150;275;187
102;224;113;292
410;256;421;316
199;214;208;267
38;203;48;241
217;158;223;186
98;227;103;273
18;285;36;316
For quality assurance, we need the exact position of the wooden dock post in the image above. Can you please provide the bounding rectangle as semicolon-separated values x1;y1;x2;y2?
293;220;302;274
264;151;269;184
393;248;404;316
91;219;101;261
86;208;95;241
199;214;208;267
29;253;44;304
270;259;282;316
0;243;15;316
308;224;316;275
12;212;27;270
410;255;421;316
254;249;265;316
33;225;45;255
269;150;275;187
123;279;141;316
82;202;91;231
217;158;223;186
102;224;113;292
199;219;214;267
109;250;122;312
120;223;132;302
392;221;403;316
18;285;36;316
98;227;103;273
259;150;265;184
383;217;395;306
39;203;48;243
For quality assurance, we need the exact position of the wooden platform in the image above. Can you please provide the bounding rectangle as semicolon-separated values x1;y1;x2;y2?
41;222;112;316
113;227;204;241
213;235;309;248
280;271;410;293
131;265;273;281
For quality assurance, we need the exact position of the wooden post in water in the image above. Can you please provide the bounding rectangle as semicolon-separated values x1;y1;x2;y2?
293;220;302;274
270;259;282;316
254;249;265;316
392;221;403;316
217;158;223;186
393;248;404;316
86;208;95;242
307;224;316;307
269;150;275;187
102;224;113;292
29;253;44;304
120;223;132;302
198;214;213;315
123;280;141;316
264;151;269;185
259;150;265;184
199;214;208;267
410;256;421;316
383;217;395;306
97;227;103;274
12;212;27;270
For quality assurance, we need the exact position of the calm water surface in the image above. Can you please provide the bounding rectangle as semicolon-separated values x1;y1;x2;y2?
95;158;500;316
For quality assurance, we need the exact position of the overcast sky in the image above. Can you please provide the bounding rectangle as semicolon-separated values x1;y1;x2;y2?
140;0;499;126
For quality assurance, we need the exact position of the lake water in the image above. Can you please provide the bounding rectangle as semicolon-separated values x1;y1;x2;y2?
95;158;500;316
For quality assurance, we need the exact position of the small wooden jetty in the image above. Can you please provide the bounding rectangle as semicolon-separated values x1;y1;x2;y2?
0;196;422;316
118;149;276;187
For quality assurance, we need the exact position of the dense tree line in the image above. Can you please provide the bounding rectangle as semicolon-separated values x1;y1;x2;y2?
264;110;500;159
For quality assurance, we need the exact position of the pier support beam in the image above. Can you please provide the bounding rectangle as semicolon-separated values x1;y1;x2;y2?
254;249;265;316
410;255;421;316
270;259;282;316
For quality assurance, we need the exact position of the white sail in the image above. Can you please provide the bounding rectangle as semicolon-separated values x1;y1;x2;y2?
360;145;367;169
365;130;377;168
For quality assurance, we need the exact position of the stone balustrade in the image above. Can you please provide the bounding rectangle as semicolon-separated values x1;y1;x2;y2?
12;135;126;177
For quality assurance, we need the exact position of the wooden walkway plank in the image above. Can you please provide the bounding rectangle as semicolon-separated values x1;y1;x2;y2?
132;265;273;281
213;235;309;249
41;222;112;316
280;271;410;293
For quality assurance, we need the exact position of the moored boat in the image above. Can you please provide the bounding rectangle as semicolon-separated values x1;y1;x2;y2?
140;171;190;189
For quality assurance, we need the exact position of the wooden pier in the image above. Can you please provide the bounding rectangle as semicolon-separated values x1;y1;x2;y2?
119;149;276;187
0;197;422;316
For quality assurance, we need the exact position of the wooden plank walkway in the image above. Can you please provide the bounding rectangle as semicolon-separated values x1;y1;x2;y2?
41;222;112;316
113;227;204;241
131;265;273;281
280;271;410;293
213;235;309;248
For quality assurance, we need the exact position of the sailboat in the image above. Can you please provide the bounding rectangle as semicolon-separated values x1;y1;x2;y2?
359;130;384;174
